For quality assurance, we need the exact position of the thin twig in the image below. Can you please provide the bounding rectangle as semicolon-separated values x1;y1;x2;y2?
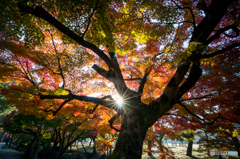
82;0;99;37
172;0;196;29
50;32;65;88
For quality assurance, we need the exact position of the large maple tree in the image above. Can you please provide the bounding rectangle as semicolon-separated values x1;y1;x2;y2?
1;0;240;158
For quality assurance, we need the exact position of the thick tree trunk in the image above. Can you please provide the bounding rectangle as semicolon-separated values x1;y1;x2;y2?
111;108;150;159
186;141;193;156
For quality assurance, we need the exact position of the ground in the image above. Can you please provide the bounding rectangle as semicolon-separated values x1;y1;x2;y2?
0;147;24;159
141;144;226;159
0;142;239;159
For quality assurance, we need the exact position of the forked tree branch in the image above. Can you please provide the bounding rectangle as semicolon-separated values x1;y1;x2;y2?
173;60;202;102
205;24;238;45
82;0;99;37
50;33;65;88
108;114;121;132
17;3;115;72
200;43;240;59
172;0;196;29
92;64;112;80
178;102;220;125
17;2;128;94
190;0;236;43
156;60;190;107
178;102;240;125
138;68;152;94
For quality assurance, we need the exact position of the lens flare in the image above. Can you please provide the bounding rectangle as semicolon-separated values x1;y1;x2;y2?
116;97;123;107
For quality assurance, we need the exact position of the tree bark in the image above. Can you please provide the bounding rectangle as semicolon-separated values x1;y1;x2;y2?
26;136;36;155
93;135;97;154
16;1;236;159
29;136;39;159
147;140;153;156
8;135;13;147
111;107;150;159
186;141;193;156
232;137;240;157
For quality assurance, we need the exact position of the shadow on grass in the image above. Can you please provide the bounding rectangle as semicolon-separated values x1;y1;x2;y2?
148;152;156;159
189;156;199;159
166;146;177;149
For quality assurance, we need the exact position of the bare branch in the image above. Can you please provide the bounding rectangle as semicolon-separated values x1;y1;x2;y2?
157;60;190;107
169;23;180;53
178;102;220;125
196;0;209;14
108;114;120;132
206;24;238;45
178;0;198;5
12;53;37;86
53;99;73;116
138;68;151;94
151;20;195;26
38;108;55;114
17;3;115;69
180;92;218;102
153;52;164;58
200;43;240;59
86;95;115;114
219;117;240;124
82;0;99;37
190;0;235;43
40;94;117;111
172;0;196;29
124;78;142;81
50;33;65;88
164;113;202;124
92;64;115;83
173;60;202;102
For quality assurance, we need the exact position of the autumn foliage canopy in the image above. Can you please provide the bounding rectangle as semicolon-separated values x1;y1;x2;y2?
0;0;240;158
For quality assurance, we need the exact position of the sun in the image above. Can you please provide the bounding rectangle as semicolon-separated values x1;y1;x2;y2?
116;97;123;107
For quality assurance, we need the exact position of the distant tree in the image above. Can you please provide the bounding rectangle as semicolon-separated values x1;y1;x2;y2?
180;129;195;156
197;125;240;157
